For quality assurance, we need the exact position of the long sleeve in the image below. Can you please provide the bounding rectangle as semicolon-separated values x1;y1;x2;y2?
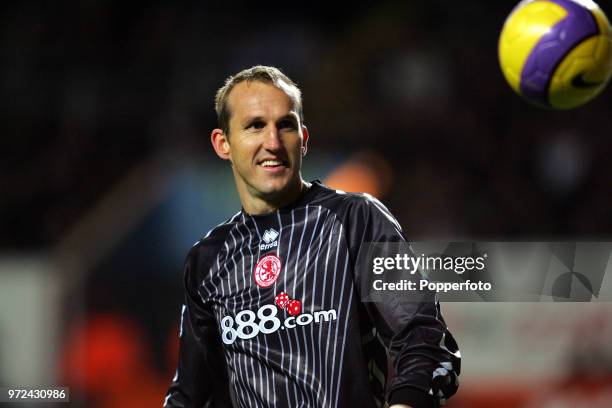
347;194;461;408
164;245;232;408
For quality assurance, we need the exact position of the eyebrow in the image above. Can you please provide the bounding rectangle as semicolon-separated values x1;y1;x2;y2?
240;113;299;127
276;114;298;123
240;116;264;127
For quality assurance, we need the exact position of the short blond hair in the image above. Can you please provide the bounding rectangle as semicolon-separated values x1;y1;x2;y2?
214;65;303;135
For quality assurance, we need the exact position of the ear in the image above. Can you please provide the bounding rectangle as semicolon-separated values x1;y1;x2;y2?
211;128;231;160
301;125;310;156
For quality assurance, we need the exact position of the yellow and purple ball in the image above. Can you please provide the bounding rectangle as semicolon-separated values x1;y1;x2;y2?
499;0;612;109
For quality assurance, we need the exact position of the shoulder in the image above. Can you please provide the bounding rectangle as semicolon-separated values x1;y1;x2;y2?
311;182;401;231
187;212;243;272
307;181;373;211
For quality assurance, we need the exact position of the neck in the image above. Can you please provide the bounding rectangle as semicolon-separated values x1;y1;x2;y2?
240;180;309;215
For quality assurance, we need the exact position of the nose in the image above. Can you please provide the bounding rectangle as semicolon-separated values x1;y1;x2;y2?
263;125;282;150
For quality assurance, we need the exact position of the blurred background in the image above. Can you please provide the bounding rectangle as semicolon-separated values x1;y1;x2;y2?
1;0;612;406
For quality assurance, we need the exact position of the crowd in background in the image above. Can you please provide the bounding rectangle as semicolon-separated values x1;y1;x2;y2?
3;0;612;249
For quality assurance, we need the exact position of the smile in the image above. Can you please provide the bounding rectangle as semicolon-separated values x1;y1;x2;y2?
258;159;288;168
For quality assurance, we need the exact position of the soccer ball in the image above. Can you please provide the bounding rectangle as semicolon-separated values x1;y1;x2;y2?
499;0;612;109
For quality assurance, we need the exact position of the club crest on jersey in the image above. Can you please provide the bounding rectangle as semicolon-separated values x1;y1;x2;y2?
260;228;279;251
254;254;281;288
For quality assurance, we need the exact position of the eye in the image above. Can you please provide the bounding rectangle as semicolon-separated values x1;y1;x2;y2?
246;120;265;130
278;119;297;130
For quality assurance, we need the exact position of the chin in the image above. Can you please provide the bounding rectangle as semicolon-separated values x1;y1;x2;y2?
256;178;295;197
259;182;290;196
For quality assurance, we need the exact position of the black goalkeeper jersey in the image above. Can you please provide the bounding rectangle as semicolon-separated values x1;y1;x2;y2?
164;181;460;408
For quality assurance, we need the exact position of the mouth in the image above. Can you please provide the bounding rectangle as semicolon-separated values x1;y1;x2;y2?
257;159;289;171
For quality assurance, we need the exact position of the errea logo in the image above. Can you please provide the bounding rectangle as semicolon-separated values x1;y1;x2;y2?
260;228;279;251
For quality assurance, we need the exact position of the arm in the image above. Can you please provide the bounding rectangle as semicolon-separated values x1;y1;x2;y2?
348;195;460;408
164;245;231;407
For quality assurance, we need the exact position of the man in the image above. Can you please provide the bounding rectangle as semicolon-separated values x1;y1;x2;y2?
164;66;460;408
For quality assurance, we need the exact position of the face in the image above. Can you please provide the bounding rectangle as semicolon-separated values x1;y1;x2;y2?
212;81;308;207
